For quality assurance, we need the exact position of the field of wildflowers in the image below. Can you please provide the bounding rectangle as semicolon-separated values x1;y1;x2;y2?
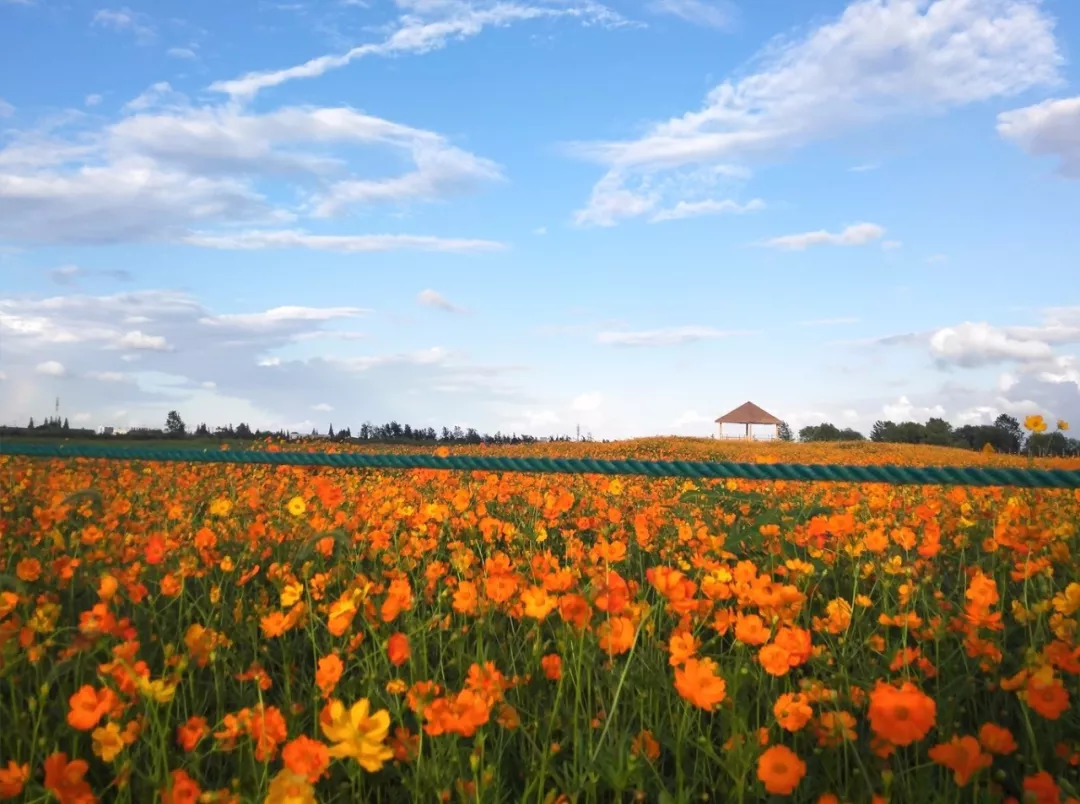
1;436;1078;803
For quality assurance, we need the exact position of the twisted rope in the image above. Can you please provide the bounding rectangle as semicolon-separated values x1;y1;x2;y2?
1;441;1078;488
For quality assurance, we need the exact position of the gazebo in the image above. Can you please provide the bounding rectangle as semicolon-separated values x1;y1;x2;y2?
715;401;783;441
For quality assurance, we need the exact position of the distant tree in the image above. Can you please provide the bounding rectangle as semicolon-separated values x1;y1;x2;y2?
870;420;895;442
994;414;1023;453
165;410;186;437
923;417;953;446
776;421;794;442
62;417;70;431
235;422;253;439
328;423;335;439
799;422;865;442
194;422;210;437
27;417;34;430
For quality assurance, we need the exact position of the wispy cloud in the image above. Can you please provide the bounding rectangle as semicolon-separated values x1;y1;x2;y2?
997;95;1080;179
211;0;627;99
92;7;157;44
651;197;764;222
764;222;884;250
799;317;860;327
647;0;735;30
183;230;505;254
417;289;469;313
596;325;748;347
570;0;1062;226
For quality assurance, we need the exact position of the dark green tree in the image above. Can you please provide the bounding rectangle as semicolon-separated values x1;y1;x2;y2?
165;410;186;437
994;414;1022;453
776;421;794;442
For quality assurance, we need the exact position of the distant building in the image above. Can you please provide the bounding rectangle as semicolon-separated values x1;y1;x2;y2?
715;401;783;441
97;426;115;436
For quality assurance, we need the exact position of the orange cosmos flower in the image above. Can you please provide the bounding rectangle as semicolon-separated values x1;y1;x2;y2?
176;716;208;752
145;535;166;565
1023;771;1060;804
757;745;806;796
249;705;288;761
67;684;116;731
558;594;591;629
631;730;660;762
735;613;769;646
759;644;793;677
815;711;857;747
161;769;201;804
597;616;635;655
674;658;727;711
452;581;478;615
541;654;562;681
42;752;95;804
773;692;813;732
316;654;344;699
387;633;411;667
867;680;936;746
928;735;992;787
521;586;557;620
977;723;1017;755
282;735;330;783
0;761;29;800
15;558;41;583
668;631;697;667
1025;676;1070;720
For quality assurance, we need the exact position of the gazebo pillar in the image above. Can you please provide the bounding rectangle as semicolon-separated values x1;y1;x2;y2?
745;422;751;441
774;423;779;440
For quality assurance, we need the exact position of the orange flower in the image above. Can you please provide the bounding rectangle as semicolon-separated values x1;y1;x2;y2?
249;705;288;761
282;735;330;783
631;730;660;762
161;769;201;804
1025;676;1070;720
67;684;116;731
757;744;806;796
674;657;727;711
597;616;636;655
773;693;813;732
145;535;166;565
735;613;769;646
815;711;856;747
668;631;697;667
521;586;557;620
977;723;1017;755
1023;771;1060;804
540;653;562;681
387;633;411;667
558;594;591;629
176;716;208;753
928;735;992;786
15;558;41;583
759;644;792;676
867;680;936;746
452;581;478;615
43;752;95;804
0;761;29;800
316;654;344;699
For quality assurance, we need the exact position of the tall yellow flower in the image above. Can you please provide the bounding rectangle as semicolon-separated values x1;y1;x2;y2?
1057;419;1069;432
1024;414;1047;433
319;699;394;772
92;722;125;763
287;496;307;517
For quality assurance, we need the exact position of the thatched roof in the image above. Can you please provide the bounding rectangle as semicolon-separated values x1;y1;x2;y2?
715;401;782;425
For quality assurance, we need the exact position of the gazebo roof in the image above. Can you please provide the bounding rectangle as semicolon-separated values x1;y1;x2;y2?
715;401;783;425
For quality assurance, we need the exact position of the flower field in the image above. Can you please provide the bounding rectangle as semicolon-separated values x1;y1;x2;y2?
1;439;1079;803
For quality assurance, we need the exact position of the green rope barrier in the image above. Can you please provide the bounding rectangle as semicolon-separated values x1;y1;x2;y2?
1;441;1078;489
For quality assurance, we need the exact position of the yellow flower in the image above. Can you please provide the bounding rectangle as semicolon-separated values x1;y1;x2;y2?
264;769;316;804
607;478;623;496
1024;414;1047;433
287;497;307;517
281;582;304;608
137;677;177;704
219;557;235;572
92;722;125;762
209;498;233;517
385;679;407;695
319;699;394;772
1058;419;1070;432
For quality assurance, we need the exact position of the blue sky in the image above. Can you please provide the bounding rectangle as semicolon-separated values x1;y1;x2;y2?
1;0;1078;438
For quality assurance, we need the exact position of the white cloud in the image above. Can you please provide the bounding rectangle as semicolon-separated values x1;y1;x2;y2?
167;47;198;60
116;330;169;350
202;306;366;330
997;95;1080;179
210;0;626;99
882;395;946;421
998;372;1018;392
73;412;92;423
596;325;744;346
183;229;505;254
533;226;547;235
882;240;902;250
92;7;156;44
929;322;1057;367
85;94;103;107
0;99;13;118
257;357;282;367
570;0;1062;225
571;391;603;412
417;289;468;313
648;0;735;29
672;409;711;428
36;360;66;376
765;222;884;250
848;162;879;172
650;197;764;222
86;371;126;381
201;380;216;389
312;402;334;411
0;92;505;247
